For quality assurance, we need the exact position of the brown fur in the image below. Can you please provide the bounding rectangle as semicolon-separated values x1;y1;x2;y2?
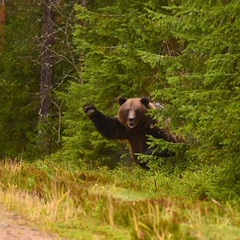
85;97;180;169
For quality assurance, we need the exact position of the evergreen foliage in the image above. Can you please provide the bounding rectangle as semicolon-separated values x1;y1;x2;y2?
0;2;41;157
64;0;240;180
0;0;239;196
0;1;79;159
149;0;240;177
64;0;178;166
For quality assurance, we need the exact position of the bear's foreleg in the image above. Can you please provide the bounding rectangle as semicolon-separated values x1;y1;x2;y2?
85;105;130;140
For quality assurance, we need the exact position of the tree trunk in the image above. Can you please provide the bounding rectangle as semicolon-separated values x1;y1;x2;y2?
39;0;56;120
0;0;6;53
39;0;57;154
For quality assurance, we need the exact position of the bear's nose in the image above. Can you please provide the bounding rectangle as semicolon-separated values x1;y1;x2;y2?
128;118;136;128
129;118;135;123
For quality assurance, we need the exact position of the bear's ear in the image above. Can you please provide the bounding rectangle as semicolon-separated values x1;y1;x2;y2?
140;97;150;107
118;97;127;105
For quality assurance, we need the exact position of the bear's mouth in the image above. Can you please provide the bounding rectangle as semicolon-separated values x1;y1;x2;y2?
128;123;135;128
127;120;137;129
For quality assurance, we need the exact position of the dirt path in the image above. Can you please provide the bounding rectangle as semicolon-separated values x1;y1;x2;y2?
0;208;58;240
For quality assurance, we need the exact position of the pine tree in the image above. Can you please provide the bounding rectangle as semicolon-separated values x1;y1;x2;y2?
145;0;240;175
64;0;179;167
67;0;240;174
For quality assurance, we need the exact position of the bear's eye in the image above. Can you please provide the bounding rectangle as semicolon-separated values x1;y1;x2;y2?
134;109;140;115
124;110;130;117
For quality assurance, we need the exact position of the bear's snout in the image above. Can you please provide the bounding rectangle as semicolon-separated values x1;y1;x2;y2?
128;118;136;128
127;109;138;129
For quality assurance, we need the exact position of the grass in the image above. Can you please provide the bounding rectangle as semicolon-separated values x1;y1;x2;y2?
0;160;240;239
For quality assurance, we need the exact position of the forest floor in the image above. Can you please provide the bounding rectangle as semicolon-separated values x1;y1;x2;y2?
0;206;58;240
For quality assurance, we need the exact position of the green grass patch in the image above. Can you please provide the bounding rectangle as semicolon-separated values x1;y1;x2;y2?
0;160;240;239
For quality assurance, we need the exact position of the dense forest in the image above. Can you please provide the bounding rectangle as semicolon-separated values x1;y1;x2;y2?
0;0;240;199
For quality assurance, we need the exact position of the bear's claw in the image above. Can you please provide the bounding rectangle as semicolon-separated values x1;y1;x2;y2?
84;104;96;116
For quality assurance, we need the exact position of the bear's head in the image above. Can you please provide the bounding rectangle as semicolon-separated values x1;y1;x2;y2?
117;97;154;131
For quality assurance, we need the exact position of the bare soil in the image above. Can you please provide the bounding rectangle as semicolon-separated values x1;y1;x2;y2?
0;208;58;240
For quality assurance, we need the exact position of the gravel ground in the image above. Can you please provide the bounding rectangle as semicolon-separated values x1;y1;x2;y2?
0;208;58;240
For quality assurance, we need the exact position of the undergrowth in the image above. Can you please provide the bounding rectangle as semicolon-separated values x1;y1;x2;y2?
0;160;240;239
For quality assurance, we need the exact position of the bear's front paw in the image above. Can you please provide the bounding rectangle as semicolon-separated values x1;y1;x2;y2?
84;104;96;116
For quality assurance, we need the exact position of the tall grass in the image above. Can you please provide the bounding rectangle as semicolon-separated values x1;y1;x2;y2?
0;160;240;239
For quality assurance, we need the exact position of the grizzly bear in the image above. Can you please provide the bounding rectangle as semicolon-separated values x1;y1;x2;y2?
85;97;180;169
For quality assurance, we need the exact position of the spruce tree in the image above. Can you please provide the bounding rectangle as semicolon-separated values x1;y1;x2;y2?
67;0;240;175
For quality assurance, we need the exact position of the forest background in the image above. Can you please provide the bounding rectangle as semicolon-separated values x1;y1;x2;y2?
0;0;240;209
0;0;240;238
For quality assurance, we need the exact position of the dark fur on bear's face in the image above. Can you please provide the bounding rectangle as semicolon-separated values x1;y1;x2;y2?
117;97;153;131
